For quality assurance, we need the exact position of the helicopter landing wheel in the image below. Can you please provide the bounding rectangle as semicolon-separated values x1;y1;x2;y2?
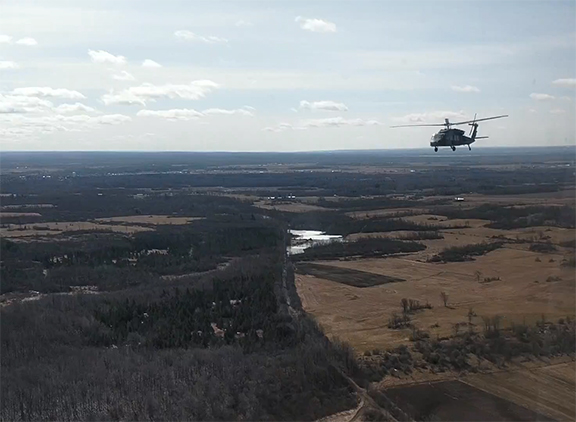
451;146;456;151
468;144;471;151
434;147;438;152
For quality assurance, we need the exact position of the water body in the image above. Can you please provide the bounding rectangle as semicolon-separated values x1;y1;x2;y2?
288;229;343;255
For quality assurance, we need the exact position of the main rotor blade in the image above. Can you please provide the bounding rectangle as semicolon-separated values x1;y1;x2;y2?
390;123;447;128
450;114;509;126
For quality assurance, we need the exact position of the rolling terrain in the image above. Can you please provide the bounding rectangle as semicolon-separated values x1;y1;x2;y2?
1;149;574;421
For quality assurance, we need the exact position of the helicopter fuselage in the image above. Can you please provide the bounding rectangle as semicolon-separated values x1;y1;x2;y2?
389;113;507;152
430;128;475;151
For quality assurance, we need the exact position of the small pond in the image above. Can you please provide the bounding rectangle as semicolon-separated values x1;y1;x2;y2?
287;229;343;255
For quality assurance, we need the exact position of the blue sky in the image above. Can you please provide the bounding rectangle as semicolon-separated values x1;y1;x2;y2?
0;0;574;151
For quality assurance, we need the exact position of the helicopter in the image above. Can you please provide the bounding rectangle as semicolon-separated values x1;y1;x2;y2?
391;114;508;152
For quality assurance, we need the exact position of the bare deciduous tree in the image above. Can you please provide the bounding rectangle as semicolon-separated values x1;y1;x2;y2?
467;308;476;324
440;291;448;307
401;298;409;314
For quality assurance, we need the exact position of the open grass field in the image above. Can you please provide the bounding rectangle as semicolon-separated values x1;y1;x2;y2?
94;214;202;225
295;191;574;422
253;201;331;213
0;212;42;218
0;215;204;239
0;221;153;238
296;246;575;351
345;208;424;219
461;190;576;206
1;204;55;209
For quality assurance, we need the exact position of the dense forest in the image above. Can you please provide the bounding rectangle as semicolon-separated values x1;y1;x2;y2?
1;215;284;294
1;218;362;421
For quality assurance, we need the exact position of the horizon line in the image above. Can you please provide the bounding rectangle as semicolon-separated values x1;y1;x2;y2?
2;145;575;154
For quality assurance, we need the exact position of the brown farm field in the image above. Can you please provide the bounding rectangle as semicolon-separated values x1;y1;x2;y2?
94;214;202;225
383;379;555;421
463;361;576;422
0;215;203;239
296;247;574;351
0;212;43;218
253;200;331;213
295;194;575;352
296;201;575;420
345;208;426;219
0;221;154;238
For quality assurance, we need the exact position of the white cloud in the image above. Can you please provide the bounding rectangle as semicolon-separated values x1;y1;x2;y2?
301;117;380;128
550;108;566;114
295;16;336;33
559;96;573;102
0;112;131;143
203;108;254;116
0;35;12;44
16;37;38;46
243;106;256;111
112;70;136;81
235;20;253;27
0;94;54;113
262;123;294;132
55;103;96;113
263;117;379;132
451;85;480;93
142;59;162;68
174;30;228;44
137;107;254;121
395;110;466;123
0;61;18;70
300;100;348;112
46;113;131;125
137;108;204;121
10;87;86;99
101;91;146;106
96;114;131;124
528;109;537;113
54;113;130;125
88;49;126;65
552;78;576;87
101;80;219;106
530;93;555;101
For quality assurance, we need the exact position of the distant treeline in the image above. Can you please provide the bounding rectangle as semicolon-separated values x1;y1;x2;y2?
294;237;426;261
437;204;575;229
2;148;573;173
314;196;447;211
429;242;503;262
285;211;442;236
2;164;572;199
